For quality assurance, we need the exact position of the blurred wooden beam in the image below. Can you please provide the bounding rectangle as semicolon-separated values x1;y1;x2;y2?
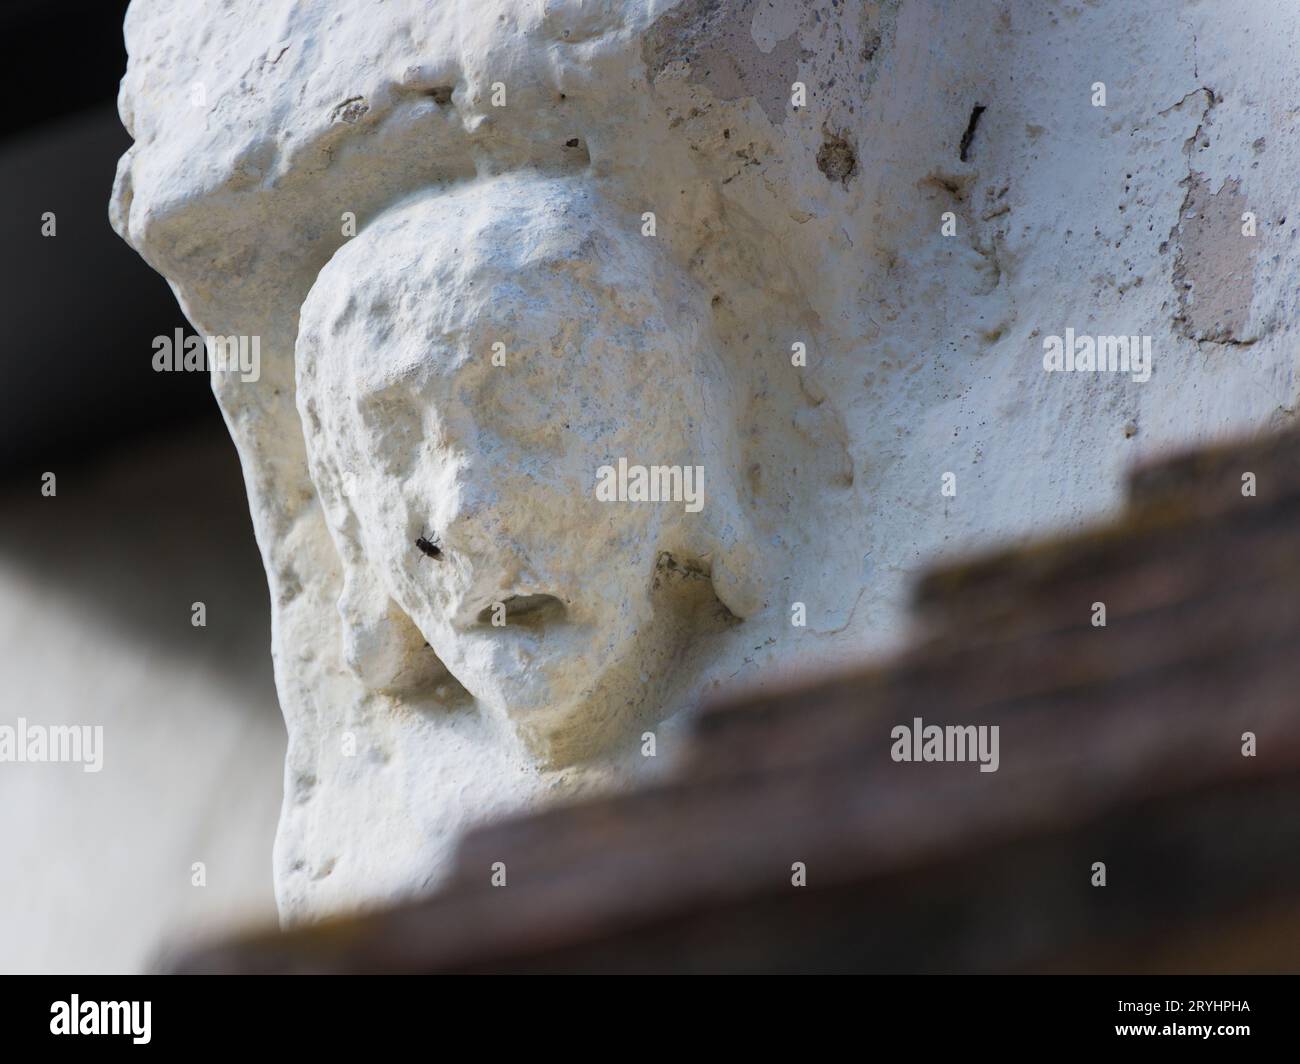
168;427;1300;973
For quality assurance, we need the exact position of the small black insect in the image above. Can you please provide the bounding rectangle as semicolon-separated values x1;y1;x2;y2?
415;531;443;560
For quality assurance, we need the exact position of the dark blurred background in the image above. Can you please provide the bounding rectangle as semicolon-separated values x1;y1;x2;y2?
0;0;283;973
1;0;212;475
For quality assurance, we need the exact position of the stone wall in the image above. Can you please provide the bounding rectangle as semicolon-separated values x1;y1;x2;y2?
111;0;1300;921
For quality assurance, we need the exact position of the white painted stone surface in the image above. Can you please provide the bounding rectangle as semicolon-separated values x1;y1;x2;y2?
112;0;1300;922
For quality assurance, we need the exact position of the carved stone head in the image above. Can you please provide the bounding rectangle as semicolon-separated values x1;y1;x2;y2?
115;0;1292;920
113;0;874;918
296;174;761;762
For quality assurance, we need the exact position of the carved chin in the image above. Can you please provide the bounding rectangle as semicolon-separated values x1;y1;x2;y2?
401;600;661;765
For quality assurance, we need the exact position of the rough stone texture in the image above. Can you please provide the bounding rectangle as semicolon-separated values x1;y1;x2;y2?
112;0;1300;922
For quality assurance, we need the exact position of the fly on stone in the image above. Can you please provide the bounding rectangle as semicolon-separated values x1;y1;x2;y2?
415;530;443;560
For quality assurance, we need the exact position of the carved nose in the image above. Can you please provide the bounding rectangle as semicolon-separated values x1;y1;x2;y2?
476;593;567;630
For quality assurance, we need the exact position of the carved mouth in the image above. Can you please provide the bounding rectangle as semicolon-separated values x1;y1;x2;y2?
476;593;566;629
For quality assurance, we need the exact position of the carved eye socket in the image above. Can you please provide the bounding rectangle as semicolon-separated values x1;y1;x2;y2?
356;392;423;478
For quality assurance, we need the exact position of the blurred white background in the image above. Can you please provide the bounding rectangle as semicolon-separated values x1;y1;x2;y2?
0;429;284;972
